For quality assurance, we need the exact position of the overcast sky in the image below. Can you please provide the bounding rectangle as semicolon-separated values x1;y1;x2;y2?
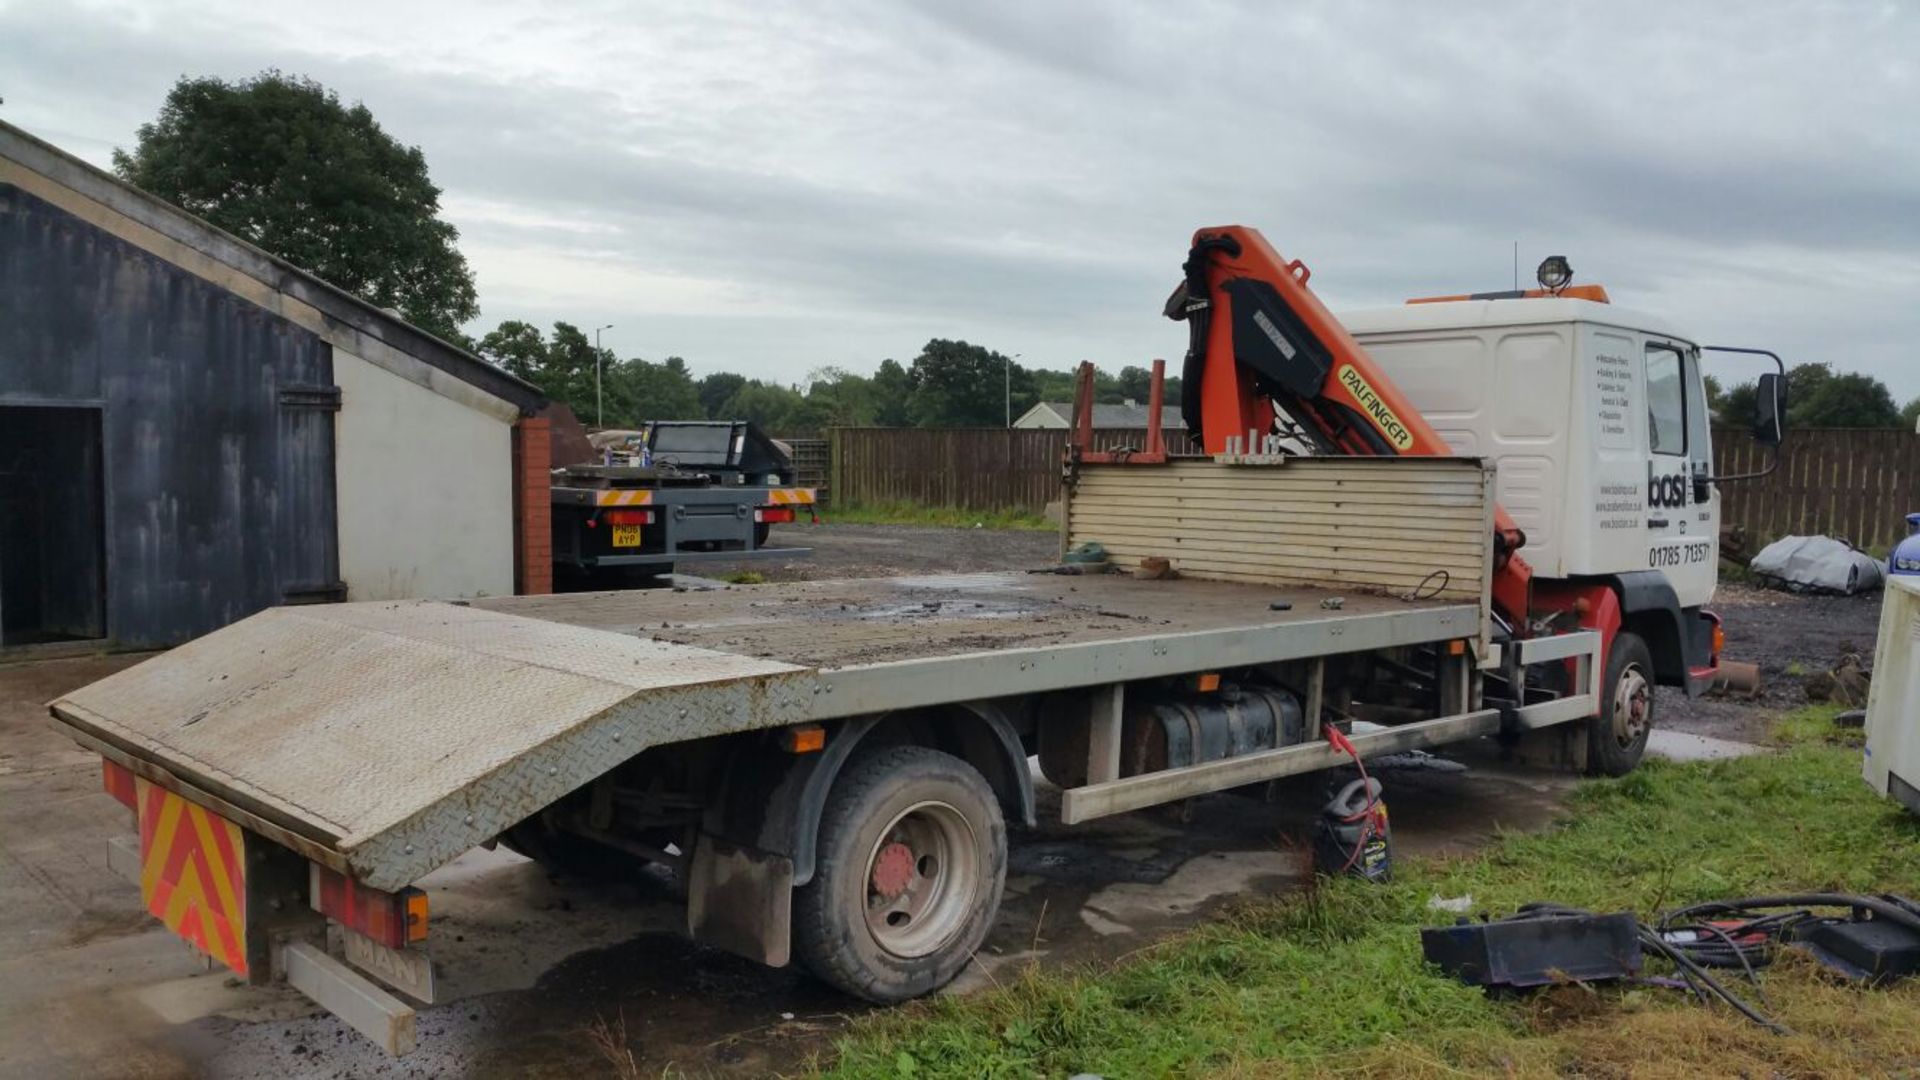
4;0;1916;397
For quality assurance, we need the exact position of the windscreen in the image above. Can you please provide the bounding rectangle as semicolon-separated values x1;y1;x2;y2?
650;423;737;465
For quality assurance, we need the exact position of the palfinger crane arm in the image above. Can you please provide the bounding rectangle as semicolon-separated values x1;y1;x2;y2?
1163;225;1533;624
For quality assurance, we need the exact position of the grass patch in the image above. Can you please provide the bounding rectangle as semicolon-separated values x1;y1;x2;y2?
717;570;768;585
820;742;1920;1078
1772;702;1867;749
824;500;1054;532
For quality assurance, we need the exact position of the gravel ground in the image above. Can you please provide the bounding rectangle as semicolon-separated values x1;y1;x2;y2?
1659;581;1883;743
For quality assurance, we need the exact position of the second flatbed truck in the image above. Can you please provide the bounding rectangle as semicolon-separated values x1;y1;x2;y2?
551;420;817;583
46;228;1787;1053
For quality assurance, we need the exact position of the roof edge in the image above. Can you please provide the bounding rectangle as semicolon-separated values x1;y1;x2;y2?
0;119;545;414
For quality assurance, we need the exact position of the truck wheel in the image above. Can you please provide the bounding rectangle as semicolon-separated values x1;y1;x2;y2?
1588;631;1654;776
793;746;1006;1003
754;522;771;548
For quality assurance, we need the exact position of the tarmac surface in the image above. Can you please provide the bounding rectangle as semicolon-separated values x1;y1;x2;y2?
0;525;1858;1078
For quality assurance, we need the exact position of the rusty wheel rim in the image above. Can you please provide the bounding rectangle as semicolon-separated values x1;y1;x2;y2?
862;800;978;959
1614;664;1652;747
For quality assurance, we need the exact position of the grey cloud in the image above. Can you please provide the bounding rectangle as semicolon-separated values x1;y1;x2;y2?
3;0;1917;397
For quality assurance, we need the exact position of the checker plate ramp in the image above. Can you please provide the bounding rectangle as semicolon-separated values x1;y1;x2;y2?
51;601;809;890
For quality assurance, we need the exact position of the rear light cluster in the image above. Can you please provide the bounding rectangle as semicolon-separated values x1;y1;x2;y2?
589;508;655;528
310;864;428;948
754;507;796;524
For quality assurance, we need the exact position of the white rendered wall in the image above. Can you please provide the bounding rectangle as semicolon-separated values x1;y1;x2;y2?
333;349;516;601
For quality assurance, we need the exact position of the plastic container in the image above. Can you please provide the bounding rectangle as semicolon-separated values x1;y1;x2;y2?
1312;777;1391;882
1892;513;1920;576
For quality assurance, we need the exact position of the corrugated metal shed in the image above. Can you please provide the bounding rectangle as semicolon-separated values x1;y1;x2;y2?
0;120;545;648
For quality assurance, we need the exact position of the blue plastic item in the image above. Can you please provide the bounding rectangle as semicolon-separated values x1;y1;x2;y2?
1893;514;1920;576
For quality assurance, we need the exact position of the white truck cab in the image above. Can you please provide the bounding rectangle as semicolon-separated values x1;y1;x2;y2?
1340;296;1718;608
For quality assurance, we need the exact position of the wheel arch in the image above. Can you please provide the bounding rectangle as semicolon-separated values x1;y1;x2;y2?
787;703;1033;886
1537;572;1703;689
700;703;1033;890
1612;571;1707;688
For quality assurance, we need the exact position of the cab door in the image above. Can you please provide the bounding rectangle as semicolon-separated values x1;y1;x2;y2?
1643;340;1715;605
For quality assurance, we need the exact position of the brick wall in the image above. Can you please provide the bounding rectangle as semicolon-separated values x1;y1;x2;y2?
512;417;553;595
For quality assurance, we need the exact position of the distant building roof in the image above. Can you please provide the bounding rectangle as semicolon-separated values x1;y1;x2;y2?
1013;401;1183;430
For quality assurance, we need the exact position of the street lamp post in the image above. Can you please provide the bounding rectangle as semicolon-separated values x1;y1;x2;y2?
593;323;614;427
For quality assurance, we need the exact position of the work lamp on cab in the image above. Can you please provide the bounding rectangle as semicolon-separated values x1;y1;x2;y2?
1537;255;1573;293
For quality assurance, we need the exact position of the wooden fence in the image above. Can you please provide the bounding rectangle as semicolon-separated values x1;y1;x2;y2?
1714;427;1920;550
829;427;1196;511
783;438;831;496
827;426;1920;549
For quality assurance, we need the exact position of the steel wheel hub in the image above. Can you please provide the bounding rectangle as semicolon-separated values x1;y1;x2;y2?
862;800;979;959
1614;664;1651;746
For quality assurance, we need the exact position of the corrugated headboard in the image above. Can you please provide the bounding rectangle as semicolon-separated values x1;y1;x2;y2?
1062;456;1496;605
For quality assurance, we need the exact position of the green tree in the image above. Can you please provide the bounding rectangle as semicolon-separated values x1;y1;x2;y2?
479;320;596;414
606;355;702;424
1715;380;1758;429
906;339;1018;426
803;367;879;427
697;372;747;419
1114;364;1182;409
720;381;815;432
1714;363;1901;430
1115;365;1154;402
1902;396;1920;432
871;359;914;426
1791;368;1900;428
477;320;547;383
114;71;479;340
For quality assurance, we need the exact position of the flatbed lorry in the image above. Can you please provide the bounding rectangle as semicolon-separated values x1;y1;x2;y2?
47;229;1786;1054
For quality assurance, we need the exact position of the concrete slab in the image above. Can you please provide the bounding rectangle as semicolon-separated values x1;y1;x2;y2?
1648;729;1767;762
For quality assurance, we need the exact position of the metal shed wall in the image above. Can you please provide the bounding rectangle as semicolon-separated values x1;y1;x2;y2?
0;184;340;647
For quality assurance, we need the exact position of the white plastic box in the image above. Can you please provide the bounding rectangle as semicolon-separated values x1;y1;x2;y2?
1864;574;1920;812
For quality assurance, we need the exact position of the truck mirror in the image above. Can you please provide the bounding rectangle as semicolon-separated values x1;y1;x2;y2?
1752;372;1786;447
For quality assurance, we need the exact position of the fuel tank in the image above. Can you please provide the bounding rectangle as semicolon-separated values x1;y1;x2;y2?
1039;684;1304;789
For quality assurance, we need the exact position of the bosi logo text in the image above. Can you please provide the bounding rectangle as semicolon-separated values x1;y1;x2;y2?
1647;463;1688;509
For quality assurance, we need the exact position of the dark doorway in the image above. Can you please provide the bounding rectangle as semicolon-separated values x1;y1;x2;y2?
0;406;107;645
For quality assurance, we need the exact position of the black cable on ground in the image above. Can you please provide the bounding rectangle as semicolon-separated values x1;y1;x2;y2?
1502;894;1920;1034
1511;902;1791;1034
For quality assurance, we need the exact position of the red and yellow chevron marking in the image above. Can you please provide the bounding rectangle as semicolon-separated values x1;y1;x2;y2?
592;489;655;507
765;488;817;506
135;779;248;975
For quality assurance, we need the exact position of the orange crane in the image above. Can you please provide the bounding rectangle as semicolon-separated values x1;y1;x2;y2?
1161;225;1534;625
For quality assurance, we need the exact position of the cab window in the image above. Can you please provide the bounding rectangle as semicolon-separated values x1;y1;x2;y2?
1645;343;1686;456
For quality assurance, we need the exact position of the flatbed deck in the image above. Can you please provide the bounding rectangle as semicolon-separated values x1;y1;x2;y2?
51;572;1477;890
476;571;1465;668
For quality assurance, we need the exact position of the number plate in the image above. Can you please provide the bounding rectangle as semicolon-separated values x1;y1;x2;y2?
134;779;250;975
610;525;642;547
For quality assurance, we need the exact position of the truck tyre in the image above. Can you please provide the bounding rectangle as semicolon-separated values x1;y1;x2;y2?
754;522;771;548
793;746;1006;1003
1588;631;1654;776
